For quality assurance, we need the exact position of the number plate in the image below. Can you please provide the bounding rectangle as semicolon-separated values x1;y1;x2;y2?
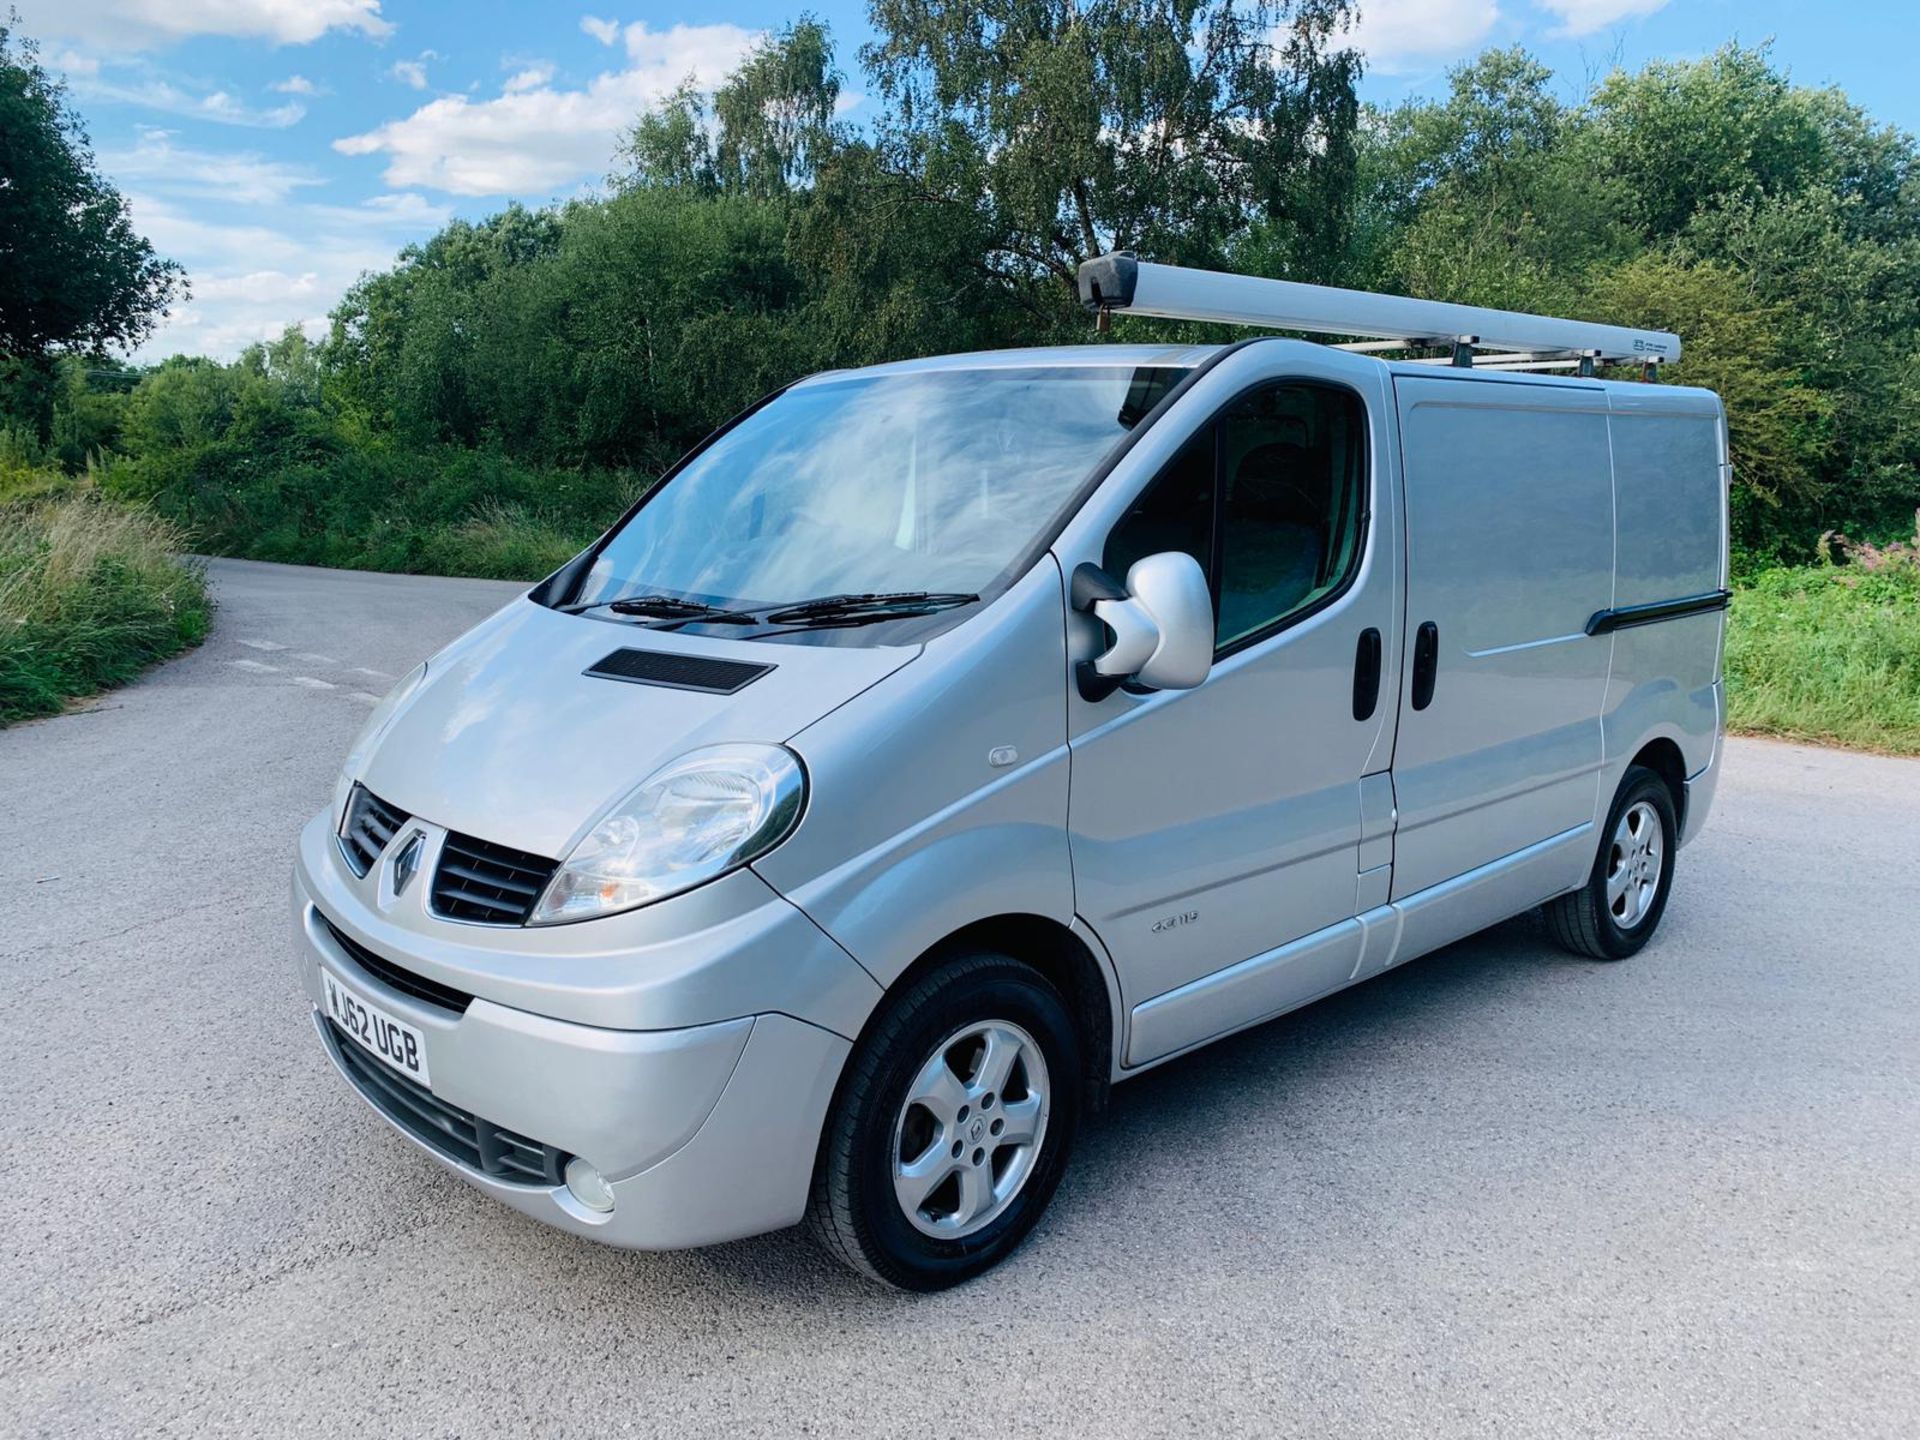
323;968;431;1084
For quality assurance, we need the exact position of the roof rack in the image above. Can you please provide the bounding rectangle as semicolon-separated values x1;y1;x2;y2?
1077;253;1680;374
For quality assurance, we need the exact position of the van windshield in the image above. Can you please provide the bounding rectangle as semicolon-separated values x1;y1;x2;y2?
570;364;1188;621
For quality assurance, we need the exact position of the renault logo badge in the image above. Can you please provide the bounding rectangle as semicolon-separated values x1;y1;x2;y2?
391;831;426;897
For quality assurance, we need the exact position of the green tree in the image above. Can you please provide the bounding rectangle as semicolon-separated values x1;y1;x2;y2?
323;205;565;440
1593;44;1836;241
714;17;842;197
48;354;133;468
621;19;843;198
623;81;714;192
789;140;1060;363
1595;253;1829;510
239;325;323;408
859;0;1362;291
1351;49;1632;311
1342;41;1920;563
0;20;183;364
122;357;244;454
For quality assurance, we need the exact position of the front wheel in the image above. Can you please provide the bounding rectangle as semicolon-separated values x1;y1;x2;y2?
807;953;1082;1290
1544;764;1678;960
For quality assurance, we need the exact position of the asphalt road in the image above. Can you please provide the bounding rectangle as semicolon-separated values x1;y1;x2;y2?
3;557;1916;1438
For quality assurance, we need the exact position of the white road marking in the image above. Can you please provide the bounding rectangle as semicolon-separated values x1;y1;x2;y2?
228;659;279;674
236;639;287;652
350;666;394;680
291;676;336;690
347;691;383;705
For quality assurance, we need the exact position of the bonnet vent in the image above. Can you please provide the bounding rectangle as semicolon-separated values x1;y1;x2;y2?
583;647;774;695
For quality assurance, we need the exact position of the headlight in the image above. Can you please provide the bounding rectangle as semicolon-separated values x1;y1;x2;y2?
332;663;428;826
529;743;806;925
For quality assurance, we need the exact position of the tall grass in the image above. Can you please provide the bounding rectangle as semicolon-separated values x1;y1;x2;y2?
1726;560;1920;754
411;498;602;580
0;487;211;725
98;440;640;582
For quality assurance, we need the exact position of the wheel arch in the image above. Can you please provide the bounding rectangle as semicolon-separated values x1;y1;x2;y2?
1626;735;1688;835
843;913;1119;1116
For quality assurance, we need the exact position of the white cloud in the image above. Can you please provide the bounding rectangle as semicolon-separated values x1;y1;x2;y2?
50;49;101;77
10;0;390;50
72;68;307;127
302;192;454;229
273;75;322;96
1532;0;1669;37
390;59;429;90
100;129;325;205
1346;0;1502;75
581;15;620;46
200;90;305;126
336;22;758;197
126;193;432;359
504;63;555;94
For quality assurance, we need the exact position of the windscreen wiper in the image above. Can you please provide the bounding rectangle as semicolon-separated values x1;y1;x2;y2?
760;591;979;628
562;594;755;625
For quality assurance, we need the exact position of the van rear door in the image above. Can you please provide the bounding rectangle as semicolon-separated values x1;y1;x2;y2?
1386;374;1613;916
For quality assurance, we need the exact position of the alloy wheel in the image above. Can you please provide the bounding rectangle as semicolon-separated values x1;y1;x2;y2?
1606;799;1665;929
890;1020;1051;1239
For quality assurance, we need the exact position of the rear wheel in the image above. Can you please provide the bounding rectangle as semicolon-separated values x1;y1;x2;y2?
808;953;1081;1290
1544;764;1678;960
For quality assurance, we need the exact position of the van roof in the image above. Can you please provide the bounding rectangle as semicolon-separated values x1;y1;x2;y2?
796;340;1719;408
792;344;1224;385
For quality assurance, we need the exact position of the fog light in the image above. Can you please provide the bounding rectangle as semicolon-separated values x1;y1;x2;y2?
564;1157;615;1213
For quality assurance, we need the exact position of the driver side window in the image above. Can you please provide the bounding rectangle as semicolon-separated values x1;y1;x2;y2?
1102;382;1368;652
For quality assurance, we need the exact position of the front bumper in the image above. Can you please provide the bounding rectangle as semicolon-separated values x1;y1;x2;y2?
292;828;859;1249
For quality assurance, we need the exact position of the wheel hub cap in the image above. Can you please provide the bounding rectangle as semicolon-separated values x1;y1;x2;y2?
891;1019;1050;1240
1605;799;1665;930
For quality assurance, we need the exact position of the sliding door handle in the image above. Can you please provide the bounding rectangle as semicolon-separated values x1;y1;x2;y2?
1411;620;1439;711
1352;627;1382;722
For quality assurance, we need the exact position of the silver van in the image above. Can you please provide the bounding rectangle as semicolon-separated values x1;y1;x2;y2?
292;258;1729;1289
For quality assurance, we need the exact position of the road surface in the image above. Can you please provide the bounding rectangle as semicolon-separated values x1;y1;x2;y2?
2;558;1915;1438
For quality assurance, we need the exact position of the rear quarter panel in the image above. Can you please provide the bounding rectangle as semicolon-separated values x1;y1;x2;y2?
1600;386;1728;791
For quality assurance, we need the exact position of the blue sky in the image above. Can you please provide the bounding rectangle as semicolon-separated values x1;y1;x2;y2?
13;0;1917;360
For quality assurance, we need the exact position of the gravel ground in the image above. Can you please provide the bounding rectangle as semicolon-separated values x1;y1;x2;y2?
2;557;1914;1438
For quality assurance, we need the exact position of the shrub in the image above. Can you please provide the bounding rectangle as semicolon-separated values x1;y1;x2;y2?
412;499;605;581
0;487;211;724
100;432;640;581
1726;555;1920;754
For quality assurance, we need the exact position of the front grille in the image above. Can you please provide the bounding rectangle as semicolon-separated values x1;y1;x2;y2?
324;1019;568;1185
321;916;472;1014
430;830;559;926
339;785;409;877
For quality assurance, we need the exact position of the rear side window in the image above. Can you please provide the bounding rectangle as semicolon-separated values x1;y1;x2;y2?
1103;382;1368;652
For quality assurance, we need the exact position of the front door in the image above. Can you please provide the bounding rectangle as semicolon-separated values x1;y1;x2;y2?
1059;346;1401;1067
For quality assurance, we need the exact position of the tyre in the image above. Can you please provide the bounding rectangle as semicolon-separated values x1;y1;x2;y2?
808;952;1082;1291
1544;764;1678;960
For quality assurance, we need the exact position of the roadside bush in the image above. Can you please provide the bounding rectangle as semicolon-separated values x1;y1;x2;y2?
101;436;639;580
411;499;609;581
1726;550;1920;754
0;487;210;724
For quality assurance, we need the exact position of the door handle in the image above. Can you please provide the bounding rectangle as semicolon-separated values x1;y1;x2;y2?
1411;620;1439;711
1352;627;1382;722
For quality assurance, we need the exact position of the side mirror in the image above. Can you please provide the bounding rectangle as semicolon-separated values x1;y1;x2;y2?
1073;552;1214;700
